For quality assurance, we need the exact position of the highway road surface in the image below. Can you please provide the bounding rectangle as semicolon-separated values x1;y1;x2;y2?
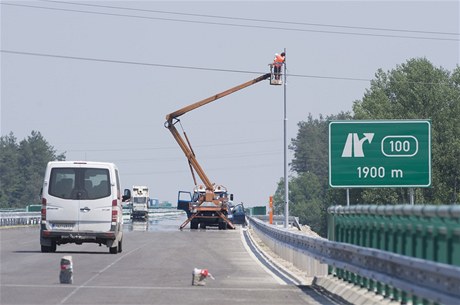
0;215;342;305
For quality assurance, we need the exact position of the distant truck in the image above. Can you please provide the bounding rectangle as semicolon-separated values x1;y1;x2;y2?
131;186;149;219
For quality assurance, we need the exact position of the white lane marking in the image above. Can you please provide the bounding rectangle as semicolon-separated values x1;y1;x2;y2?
58;244;146;305
240;227;291;285
4;284;300;292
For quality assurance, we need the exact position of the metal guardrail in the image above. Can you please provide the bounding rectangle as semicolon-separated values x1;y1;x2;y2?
328;204;460;217
0;212;41;227
327;205;460;265
252;215;301;229
1;209;184;226
247;216;460;304
0;208;28;212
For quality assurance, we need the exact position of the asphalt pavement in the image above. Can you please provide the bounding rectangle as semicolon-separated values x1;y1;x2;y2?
0;215;342;305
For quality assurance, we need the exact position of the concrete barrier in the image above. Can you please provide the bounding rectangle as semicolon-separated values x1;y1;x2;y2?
248;217;328;278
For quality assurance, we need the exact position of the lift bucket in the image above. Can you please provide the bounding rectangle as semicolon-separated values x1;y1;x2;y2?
269;64;283;85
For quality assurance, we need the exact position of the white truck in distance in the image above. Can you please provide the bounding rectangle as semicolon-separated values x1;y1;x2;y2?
131;186;149;219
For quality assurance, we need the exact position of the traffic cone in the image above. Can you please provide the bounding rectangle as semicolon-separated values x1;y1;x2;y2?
60;256;73;284
192;268;214;286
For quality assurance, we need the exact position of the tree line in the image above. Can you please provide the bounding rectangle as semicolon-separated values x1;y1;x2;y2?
0;131;65;208
2;58;459;237
274;58;460;237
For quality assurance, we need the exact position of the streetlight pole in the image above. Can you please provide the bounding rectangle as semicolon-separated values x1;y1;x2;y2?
283;48;289;228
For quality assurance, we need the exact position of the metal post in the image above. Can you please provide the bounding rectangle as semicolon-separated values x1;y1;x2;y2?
346;188;350;206
409;188;414;205
269;195;273;224
283;48;289;228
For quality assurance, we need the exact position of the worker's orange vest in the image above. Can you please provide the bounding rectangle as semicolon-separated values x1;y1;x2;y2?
274;54;285;66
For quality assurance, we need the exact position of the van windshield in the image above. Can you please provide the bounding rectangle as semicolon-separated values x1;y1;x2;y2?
49;168;111;200
133;197;147;204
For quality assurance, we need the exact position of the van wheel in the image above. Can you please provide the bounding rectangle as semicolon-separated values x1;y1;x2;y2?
41;245;51;253
109;244;118;254
41;241;56;253
118;240;122;253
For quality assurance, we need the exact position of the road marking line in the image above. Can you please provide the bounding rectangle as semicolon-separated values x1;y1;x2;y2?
240;227;299;285
58;244;147;304
4;283;300;292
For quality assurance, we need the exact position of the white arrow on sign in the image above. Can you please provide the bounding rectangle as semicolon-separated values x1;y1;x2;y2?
341;133;374;157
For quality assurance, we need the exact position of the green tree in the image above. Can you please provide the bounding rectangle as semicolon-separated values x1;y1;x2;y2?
275;58;460;236
0;131;65;208
289;172;325;234
290;112;352;180
277;112;353;236
0;133;20;208
273;177;286;216
18;131;65;206
290;114;328;177
353;58;460;203
274;172;327;235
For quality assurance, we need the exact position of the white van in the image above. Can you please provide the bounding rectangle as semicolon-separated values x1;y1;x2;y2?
40;161;131;254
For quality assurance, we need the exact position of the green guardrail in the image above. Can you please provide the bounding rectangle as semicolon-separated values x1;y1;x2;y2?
327;205;460;304
27;204;42;212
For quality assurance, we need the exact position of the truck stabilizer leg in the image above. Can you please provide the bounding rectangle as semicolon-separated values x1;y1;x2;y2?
180;214;197;230
218;211;235;229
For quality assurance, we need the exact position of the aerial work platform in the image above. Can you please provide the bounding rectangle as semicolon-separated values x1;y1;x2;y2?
269;63;284;85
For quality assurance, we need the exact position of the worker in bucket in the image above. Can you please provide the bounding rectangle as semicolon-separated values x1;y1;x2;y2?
273;52;285;80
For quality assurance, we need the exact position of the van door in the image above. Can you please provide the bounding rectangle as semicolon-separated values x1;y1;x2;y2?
78;167;112;232
47;168;80;232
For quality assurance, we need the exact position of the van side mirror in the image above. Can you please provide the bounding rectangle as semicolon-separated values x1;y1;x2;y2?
122;189;131;202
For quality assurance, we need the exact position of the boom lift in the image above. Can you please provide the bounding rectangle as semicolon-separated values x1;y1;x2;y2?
165;71;277;230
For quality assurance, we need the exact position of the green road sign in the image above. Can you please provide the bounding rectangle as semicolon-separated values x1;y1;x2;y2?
329;120;431;188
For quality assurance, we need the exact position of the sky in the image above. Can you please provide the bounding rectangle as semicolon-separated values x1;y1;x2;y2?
1;0;459;207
